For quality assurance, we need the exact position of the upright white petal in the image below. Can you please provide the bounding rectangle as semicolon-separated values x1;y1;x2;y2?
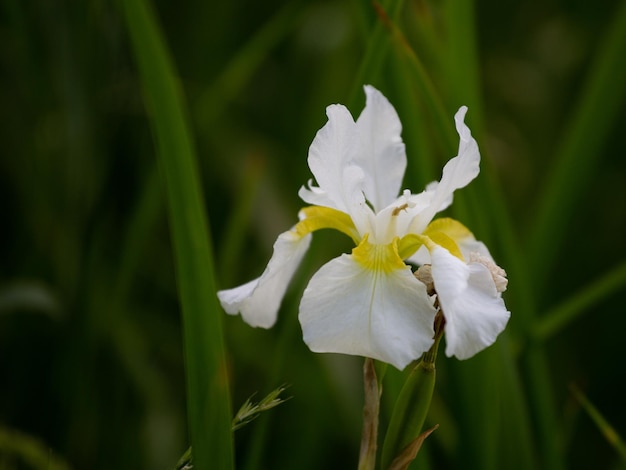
429;245;510;359
218;230;312;328
299;254;436;370
410;107;480;232
355;85;407;212
299;104;373;235
372;189;438;245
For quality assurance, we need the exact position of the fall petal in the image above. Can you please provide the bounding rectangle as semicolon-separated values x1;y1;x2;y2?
299;253;436;370
218;230;312;328
429;245;510;360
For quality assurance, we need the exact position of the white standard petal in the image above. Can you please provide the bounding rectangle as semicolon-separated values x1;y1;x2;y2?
371;189;438;245
301;104;358;213
429;245;510;360
299;254;436;370
217;230;312;328
411;107;480;231
355;85;407;212
299;104;374;235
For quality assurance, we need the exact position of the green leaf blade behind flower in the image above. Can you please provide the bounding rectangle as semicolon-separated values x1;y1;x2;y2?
381;357;437;469
119;0;234;469
528;0;626;288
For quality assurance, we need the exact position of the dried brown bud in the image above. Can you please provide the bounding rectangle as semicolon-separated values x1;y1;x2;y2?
469;252;508;293
415;264;435;296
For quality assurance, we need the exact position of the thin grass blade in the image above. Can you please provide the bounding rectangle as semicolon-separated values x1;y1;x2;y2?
570;384;626;461
119;0;234;468
529;1;626;285
534;261;626;341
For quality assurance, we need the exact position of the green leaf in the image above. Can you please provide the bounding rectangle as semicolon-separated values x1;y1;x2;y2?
534;261;626;340
119;0;234;469
0;426;71;470
381;323;441;470
381;357;436;469
529;1;626;286
570;384;626;462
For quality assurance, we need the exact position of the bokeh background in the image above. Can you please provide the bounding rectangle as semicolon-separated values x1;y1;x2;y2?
1;0;625;469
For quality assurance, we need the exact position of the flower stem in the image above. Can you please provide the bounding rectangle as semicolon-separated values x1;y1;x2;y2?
358;358;380;470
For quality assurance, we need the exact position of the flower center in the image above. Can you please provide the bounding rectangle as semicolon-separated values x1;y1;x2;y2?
352;235;406;274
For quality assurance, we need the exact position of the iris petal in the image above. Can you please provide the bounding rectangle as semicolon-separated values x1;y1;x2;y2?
408;107;481;233
299;252;436;370
429;245;510;359
299;104;374;236
355;85;407;212
217;230;312;328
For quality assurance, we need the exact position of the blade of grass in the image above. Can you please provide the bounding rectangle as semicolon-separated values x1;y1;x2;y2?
375;3;456;152
534;261;626;341
442;3;560;467
217;153;266;286
570;384;626;462
442;0;484;135
439;0;535;330
195;1;303;129
0;426;70;470
348;0;406;109
416;3;549;468
119;1;234;469
528;0;626;287
388;41;437;188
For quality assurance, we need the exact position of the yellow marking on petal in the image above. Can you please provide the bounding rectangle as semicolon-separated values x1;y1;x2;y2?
424;218;473;243
398;220;467;261
294;206;360;244
397;233;426;260
424;232;464;261
353;234;406;273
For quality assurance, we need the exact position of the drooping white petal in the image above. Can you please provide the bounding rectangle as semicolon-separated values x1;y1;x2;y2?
409;107;480;232
355;85;407;212
429;245;510;360
452;234;507;292
299;254;436;370
218;230;312;328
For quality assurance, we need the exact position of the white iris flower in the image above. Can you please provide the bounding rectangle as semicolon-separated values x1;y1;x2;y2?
218;85;510;370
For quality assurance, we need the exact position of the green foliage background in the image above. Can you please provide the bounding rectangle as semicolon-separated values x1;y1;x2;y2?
1;0;625;469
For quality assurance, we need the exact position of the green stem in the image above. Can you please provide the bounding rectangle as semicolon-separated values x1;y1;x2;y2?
358;358;380;470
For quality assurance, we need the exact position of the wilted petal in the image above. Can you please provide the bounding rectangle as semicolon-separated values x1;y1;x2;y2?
429;245;510;360
299;253;436;370
355;85;407;212
218;230;312;328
